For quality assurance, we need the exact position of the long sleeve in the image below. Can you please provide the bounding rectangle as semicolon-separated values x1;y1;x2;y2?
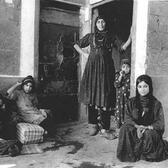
114;73;130;91
151;101;165;134
76;33;91;48
114;72;123;88
124;98;137;126
112;35;122;49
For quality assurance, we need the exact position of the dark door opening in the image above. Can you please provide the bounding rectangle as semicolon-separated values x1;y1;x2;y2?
92;0;133;71
38;0;80;124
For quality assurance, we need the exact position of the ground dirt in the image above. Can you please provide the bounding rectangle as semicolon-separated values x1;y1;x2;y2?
0;122;168;168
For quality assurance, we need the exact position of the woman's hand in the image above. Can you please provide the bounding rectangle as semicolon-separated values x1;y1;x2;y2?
7;81;22;98
135;125;147;139
120;44;127;51
137;127;143;139
16;81;22;86
74;44;89;59
82;52;89;59
40;109;48;118
120;34;131;52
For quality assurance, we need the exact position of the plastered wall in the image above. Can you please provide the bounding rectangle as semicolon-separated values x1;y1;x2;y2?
0;1;20;76
0;0;40;94
147;0;168;137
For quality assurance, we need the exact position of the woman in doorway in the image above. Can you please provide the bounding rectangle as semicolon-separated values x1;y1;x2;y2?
117;74;168;162
74;16;118;136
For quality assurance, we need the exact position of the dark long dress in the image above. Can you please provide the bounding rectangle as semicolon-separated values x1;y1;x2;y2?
117;96;168;162
0;99;17;140
114;72;130;128
77;33;116;109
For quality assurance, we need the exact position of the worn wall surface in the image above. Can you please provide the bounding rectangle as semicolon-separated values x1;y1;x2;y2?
0;1;20;76
0;0;40;94
147;0;168;137
40;8;80;27
58;0;86;6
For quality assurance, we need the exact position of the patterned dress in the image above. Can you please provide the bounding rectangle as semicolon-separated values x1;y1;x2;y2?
77;33;116;109
114;72;130;128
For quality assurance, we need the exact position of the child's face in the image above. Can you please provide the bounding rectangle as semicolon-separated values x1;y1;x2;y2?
137;81;149;96
121;64;130;74
23;82;33;94
96;19;106;31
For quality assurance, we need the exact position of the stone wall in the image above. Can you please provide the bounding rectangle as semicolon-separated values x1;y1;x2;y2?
147;0;168;137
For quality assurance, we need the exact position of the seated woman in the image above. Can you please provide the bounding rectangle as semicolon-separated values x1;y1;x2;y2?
0;93;22;156
7;75;55;137
117;74;168;162
0;93;17;139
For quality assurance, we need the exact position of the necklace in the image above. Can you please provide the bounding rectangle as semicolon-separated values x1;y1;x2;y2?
97;37;104;42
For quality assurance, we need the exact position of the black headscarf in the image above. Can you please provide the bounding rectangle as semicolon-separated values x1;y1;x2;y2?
21;75;35;92
135;75;153;116
136;75;153;97
94;16;108;47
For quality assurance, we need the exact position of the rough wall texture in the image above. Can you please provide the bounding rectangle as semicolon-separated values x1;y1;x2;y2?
147;0;168;137
0;77;22;94
0;1;20;75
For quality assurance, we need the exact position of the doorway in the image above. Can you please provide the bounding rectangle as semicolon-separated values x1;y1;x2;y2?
92;0;133;72
38;0;80;124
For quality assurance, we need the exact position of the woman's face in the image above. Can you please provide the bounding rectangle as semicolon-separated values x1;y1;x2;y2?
96;19;106;31
23;82;33;94
137;81;149;96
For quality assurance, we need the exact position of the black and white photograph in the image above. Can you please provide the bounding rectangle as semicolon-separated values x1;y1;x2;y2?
0;0;168;167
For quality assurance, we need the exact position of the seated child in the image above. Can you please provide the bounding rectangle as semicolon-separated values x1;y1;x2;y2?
7;75;55;137
114;59;131;129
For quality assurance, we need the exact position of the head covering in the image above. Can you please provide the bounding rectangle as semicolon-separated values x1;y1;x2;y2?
121;58;131;67
21;75;35;88
94;15;106;33
135;75;154;116
136;74;153;97
94;15;107;47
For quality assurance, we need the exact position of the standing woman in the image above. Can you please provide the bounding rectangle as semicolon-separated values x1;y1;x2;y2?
117;75;168;162
74;16;117;135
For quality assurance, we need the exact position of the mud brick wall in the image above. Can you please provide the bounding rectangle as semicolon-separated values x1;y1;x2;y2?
0;1;20;76
147;1;168;137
